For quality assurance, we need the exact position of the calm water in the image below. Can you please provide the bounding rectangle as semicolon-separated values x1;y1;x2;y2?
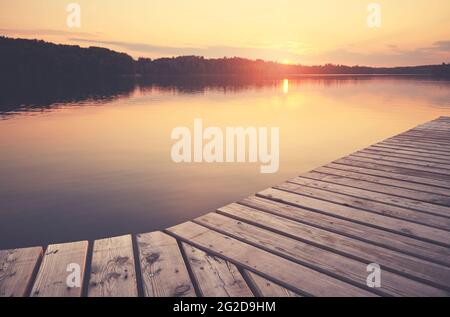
1;76;449;249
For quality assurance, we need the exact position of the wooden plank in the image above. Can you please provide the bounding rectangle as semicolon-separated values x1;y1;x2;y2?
414;127;450;133
136;231;195;297
0;247;42;297
415;126;450;132
241;196;450;266
401;132;450;142
291;174;450;218
265;186;450;246
403;128;450;135
353;152;450;170
242;271;300;297
420;122;450;129
423;118;450;125
217;203;450;291
381;140;450;154
31;242;88;297
315;166;450;197
334;158;450;181
374;143;450;157
400;128;450;135
326;162;450;191
198;212;448;296
167;222;376;297
283;178;450;230
383;138;450;149
181;242;253;297
392;136;450;146
406;124;449;133
423;120;449;129
88;235;138;297
364;147;450;164
347;155;450;177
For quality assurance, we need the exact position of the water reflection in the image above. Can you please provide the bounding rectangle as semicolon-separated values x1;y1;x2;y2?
3;75;448;119
0;75;449;249
283;79;289;94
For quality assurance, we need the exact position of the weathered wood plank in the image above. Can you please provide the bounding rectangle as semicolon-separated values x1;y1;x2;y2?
347;155;450;177
414;127;450;133
31;242;88;297
326;162;450;191
384;136;450;147
353;152;450;170
381;140;450;154
315;166;450;197
374;143;450;157
364;147;450;164
243;271;300;297
241;196;450;266
197;212;448;296
334;158;450;181
0;247;42;297
136;232;195;297
400;132;450;142
265;186;450;246
283;178;450;230
392;136;450;146
403;127;450;135
182;243;253;297
167;222;376;297
290;175;450;219
217;203;450;291
88;235;138;297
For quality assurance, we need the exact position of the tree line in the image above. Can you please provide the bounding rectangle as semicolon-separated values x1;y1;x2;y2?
1;36;449;83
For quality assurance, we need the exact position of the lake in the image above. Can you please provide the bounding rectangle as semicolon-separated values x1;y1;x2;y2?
1;75;449;249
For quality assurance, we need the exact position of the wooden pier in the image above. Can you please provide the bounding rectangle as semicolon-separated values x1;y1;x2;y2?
1;117;450;297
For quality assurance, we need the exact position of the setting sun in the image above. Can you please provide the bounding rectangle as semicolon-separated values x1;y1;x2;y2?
1;0;449;66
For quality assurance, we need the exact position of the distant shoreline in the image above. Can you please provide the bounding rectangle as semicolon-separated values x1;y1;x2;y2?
1;36;449;81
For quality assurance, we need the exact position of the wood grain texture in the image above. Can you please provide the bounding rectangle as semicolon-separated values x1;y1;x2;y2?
383;138;450;148
0;247;42;297
88;235;137;297
168;221;376;297
31;242;88;297
367;145;450;161
2;117;450;298
241;196;450;266
314;166;450;197
353;151;450;170
375;142;450;156
136;231;195;297
286;176;450;223
196;212;448;296
182;242;253;297
243;271;300;297
266;186;450;246
334;158;450;182
325;162;450;190
217;202;450;291
346;155;450;176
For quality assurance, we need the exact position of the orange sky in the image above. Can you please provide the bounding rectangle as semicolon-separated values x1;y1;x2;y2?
1;0;449;66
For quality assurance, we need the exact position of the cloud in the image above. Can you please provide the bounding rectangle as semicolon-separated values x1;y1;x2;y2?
428;41;450;52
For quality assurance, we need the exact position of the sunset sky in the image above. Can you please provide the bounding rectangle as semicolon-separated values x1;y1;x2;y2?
1;0;449;66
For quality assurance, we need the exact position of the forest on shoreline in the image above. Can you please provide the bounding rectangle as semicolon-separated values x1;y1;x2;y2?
1;36;449;83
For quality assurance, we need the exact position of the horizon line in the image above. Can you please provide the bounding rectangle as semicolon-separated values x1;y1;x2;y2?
2;35;448;70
